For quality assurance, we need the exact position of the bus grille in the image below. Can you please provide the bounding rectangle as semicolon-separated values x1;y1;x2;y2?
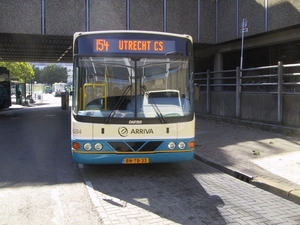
108;141;163;152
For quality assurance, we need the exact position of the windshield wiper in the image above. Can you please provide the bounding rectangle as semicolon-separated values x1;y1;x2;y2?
105;85;132;124
142;86;166;123
148;97;166;123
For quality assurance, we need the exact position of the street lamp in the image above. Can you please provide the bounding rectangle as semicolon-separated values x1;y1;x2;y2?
240;18;248;77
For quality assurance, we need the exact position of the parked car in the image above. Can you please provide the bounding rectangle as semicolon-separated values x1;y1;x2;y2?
44;86;52;94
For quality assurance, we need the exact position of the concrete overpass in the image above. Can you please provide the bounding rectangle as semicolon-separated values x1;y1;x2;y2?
0;33;72;63
0;0;203;63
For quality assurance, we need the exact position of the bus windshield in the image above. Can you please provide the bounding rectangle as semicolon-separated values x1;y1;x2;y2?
73;56;193;120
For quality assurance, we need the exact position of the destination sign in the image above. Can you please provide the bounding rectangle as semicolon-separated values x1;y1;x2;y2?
93;39;175;54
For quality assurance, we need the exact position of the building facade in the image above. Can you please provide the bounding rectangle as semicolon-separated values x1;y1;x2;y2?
0;0;299;68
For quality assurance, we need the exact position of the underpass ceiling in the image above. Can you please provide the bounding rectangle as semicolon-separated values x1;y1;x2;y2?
1;25;299;64
0;33;73;63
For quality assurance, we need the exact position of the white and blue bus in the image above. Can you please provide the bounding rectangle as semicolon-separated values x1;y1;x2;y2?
62;30;195;164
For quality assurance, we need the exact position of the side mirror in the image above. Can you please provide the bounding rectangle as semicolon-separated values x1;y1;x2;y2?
61;91;69;110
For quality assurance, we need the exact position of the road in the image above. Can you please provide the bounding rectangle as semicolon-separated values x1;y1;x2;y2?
0;94;299;224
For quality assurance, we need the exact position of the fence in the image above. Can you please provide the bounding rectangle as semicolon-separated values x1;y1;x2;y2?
194;62;300;127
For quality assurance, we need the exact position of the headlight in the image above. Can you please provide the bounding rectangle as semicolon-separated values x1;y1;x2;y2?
94;143;103;151
168;142;176;150
178;142;186;149
84;143;92;151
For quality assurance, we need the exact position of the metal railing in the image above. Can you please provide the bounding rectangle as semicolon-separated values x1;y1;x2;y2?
194;61;300;123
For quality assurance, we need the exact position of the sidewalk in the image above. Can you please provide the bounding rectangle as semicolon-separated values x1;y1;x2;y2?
194;115;300;205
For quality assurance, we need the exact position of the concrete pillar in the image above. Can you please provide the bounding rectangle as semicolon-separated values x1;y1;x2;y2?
214;53;223;91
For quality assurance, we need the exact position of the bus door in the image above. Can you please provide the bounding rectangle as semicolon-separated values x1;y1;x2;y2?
0;67;11;109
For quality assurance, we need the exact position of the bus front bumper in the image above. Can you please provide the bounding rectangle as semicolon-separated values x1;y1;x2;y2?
72;151;194;164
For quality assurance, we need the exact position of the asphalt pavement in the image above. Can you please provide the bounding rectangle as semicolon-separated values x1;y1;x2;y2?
2;103;300;205
194;114;300;205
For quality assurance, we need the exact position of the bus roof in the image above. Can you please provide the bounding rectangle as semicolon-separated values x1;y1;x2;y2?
73;30;192;42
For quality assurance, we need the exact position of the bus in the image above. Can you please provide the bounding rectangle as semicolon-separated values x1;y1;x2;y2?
62;30;195;164
0;67;11;110
53;82;67;97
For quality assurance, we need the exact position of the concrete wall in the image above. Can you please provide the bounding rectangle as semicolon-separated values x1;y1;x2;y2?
217;1;237;42
196;91;300;128
199;1;216;43
268;0;300;31
0;0;205;42
90;0;126;31
46;0;86;35
240;93;277;123
0;0;298;44
216;0;300;43
167;0;198;40
130;0;163;31
210;92;236;117
283;94;300;127
0;0;41;34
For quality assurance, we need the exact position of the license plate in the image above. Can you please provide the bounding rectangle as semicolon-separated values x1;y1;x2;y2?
123;158;149;164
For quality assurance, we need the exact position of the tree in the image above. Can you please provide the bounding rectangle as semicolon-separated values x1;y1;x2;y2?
32;65;42;83
41;64;68;85
0;62;34;82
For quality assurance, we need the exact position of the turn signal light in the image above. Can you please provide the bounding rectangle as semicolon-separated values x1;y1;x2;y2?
73;142;81;150
188;141;195;149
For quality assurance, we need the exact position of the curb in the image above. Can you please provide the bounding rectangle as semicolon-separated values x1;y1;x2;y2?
194;153;300;206
251;177;300;205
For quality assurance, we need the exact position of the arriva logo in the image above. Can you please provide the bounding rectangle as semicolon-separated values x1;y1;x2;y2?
118;127;128;137
118;127;154;137
130;129;154;134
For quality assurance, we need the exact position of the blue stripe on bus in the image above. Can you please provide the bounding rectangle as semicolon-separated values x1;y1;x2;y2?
72;151;194;164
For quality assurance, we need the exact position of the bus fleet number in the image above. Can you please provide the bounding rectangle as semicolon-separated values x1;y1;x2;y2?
73;129;82;134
